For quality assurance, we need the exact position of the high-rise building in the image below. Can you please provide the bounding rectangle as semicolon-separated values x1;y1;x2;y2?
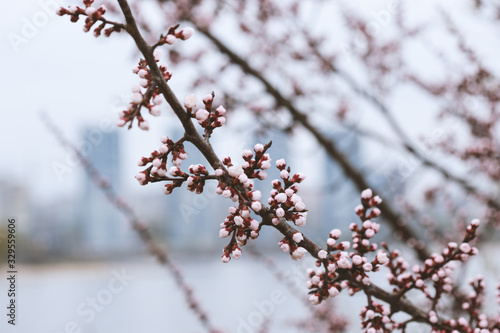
79;128;134;256
316;130;362;236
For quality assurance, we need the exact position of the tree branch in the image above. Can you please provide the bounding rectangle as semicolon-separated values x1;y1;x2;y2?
189;24;430;262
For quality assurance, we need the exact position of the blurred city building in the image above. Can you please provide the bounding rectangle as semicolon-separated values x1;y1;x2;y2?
78;128;137;257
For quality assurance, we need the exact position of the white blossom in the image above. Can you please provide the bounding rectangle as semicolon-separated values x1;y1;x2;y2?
318;250;328;259
184;95;196;108
292;232;303;243
361;188;373;199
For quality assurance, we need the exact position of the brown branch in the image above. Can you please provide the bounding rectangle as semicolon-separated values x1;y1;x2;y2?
111;0;456;328
189;24;430;262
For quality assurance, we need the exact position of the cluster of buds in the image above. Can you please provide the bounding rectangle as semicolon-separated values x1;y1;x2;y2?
268;158;307;227
156;24;195;46
307;189;388;305
359;301;395;333
117;54;170;130
215;143;272;202
436;276;500;333
387;219;480;295
57;0;121;37
457;276;489;331
351;188;383;255
185;164;210;194
220;203;260;262
380;219;484;331
136;136;194;195
278;232;307;260
217;143;274;262
185;93;226;139
383;248;414;291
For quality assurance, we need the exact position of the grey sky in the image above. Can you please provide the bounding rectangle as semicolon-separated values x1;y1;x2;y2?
1;0;498;204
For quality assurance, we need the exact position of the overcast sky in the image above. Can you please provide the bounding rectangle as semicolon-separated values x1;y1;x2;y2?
2;0;499;204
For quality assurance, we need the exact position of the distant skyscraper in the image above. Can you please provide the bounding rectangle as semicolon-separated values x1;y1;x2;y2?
160;125;221;251
80;128;133;256
317;130;361;235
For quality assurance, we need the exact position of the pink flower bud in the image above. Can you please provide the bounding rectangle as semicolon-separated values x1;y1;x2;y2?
195;109;210;122
361;188;373;199
292;247;306;260
251;201;262;212
276;208;285;218
371;195;383;205
326;238;336;247
85;6;96;16
150;106;161;116
459;243;471;253
309;294;320;305
135;172;146;183
232;248;242;259
318;250;328;259
132;93;143;104
376;252;389;264
294;201;306;212
470;219;480;227
153;95;163;105
250;190;261;201
216;105;226;115
116;118;127;127
276;158;286;168
165;35;176;45
328;287;339;297
280;243;290;252
341;241;350;250
139;120;149;130
275;192;287;203
203;94;213;103
249;219;259;231
153;49;163;61
184;95;196;109
180;27;194;40
295;214;306;227
352;255;362;266
330;229;341;239
292;232;303;243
